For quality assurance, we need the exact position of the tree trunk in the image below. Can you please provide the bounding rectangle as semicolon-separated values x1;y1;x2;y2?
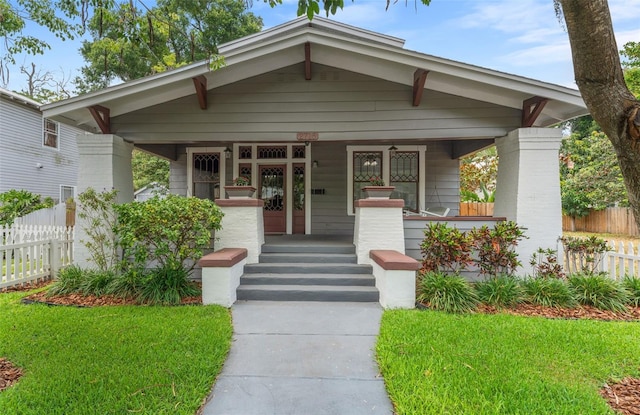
560;0;640;230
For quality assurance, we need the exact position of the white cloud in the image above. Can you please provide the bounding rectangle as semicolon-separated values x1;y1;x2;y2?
609;0;640;22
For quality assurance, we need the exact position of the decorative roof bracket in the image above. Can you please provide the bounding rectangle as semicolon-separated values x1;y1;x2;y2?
88;105;111;134
413;69;428;106
522;96;549;127
192;75;208;110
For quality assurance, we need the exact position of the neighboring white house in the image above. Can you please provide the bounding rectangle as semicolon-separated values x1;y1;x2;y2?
43;17;589;271
134;182;168;201
0;88;81;202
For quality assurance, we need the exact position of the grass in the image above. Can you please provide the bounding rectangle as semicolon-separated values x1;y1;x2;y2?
377;310;640;415
0;289;232;415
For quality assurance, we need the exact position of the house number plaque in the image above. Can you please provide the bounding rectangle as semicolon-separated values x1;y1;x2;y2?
296;132;319;142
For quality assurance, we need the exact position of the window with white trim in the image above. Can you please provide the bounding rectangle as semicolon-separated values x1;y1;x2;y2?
43;118;59;149
347;145;426;215
60;185;76;203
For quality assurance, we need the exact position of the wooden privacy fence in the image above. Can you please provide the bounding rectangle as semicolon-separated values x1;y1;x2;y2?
563;207;639;236
459;202;494;216
1;225;74;289
563;238;640;280
13;201;76;227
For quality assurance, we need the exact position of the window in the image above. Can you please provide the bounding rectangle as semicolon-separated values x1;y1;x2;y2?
60;185;76;203
43;118;59;149
347;145;426;215
390;151;419;212
192;153;221;200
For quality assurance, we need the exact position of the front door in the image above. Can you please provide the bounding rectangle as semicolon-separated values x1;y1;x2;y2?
260;165;286;234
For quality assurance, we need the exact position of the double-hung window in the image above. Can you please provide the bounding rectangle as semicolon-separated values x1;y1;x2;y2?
43;118;59;149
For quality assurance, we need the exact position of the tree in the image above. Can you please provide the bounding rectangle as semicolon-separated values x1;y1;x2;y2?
132;149;170;191
560;120;628;217
275;0;640;230
76;0;262;91
621;42;640;98
558;0;640;230
459;147;498;202
0;0;109;85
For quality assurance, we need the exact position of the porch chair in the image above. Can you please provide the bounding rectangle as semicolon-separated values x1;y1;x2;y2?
420;206;450;217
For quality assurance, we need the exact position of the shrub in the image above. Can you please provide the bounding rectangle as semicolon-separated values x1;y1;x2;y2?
420;222;473;274
475;275;524;307
560;236;610;275
105;268;146;300
569;272;629;312
78;270;115;296
48;265;85;296
529;248;565;279
77;188;120;272
623;276;640;307
0;189;54;227
469;221;527;277
521;277;577;308
417;271;478;314
114;195;223;274
137;266;200;305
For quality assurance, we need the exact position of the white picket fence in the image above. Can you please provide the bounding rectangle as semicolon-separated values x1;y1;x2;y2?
563;238;640;280
1;225;74;289
13;203;68;227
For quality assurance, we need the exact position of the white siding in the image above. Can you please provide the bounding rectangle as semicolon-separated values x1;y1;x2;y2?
113;63;521;143
0;97;79;201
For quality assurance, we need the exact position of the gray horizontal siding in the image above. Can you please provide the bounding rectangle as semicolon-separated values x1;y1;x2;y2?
310;142;353;235
112;63;521;143
424;142;460;215
404;217;505;261
0;98;79;201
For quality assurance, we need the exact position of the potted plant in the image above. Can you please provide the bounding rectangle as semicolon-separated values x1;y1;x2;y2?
224;176;256;199
362;176;395;199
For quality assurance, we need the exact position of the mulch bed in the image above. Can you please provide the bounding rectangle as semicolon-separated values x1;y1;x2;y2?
601;377;640;415
0;358;23;392
477;303;640;322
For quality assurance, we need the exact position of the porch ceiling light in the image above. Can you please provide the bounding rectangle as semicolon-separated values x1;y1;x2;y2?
224;147;232;159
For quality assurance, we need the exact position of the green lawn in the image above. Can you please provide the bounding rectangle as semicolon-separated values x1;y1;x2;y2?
0;289;232;415
377;310;640;415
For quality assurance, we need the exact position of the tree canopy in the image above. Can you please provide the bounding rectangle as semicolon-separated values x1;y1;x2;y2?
76;0;262;92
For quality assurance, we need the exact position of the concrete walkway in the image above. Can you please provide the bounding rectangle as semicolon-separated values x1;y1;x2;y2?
201;301;394;415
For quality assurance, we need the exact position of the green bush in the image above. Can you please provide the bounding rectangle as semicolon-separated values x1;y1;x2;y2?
0;189;54;226
48;265;85;296
475;275;524;307
569;272;629;312
623;276;640;307
105;268;146;299
115;195;223;273
469;221;527;277
78;270;115;296
138;266;200;305
521;277;577;308
417;271;478;314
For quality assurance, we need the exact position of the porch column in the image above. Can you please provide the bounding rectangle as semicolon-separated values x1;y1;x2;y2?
353;199;405;265
494;128;563;275
75;133;134;268
214;199;264;264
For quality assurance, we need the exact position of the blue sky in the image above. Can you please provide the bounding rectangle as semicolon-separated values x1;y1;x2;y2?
4;0;640;93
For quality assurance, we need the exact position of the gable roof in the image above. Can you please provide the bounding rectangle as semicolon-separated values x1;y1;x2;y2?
43;16;586;131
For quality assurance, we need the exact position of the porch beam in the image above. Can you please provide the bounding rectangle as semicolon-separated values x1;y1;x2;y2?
87;105;111;134
304;42;312;81
135;144;178;161
412;69;428;106
521;96;548;127
192;75;208;110
452;139;495;159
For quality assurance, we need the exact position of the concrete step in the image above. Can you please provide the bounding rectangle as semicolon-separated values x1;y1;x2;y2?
258;253;357;264
241;273;375;287
236;284;379;302
243;263;373;275
261;244;355;255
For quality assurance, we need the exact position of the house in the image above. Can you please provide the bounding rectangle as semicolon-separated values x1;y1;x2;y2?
134;182;168;202
42;17;588;275
0;88;80;203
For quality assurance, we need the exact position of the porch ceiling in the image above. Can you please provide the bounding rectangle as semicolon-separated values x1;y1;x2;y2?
42;16;587;134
